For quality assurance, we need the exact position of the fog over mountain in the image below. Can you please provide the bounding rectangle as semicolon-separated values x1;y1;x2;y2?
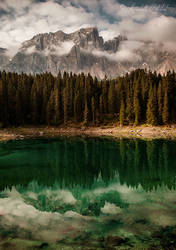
0;0;175;77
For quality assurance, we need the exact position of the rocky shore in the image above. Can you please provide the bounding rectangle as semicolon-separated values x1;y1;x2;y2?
0;125;176;142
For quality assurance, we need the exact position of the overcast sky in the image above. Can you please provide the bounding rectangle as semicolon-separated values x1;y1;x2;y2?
0;0;175;56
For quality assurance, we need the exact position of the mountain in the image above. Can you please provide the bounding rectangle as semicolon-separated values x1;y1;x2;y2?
0;48;9;70
156;58;176;75
3;27;176;78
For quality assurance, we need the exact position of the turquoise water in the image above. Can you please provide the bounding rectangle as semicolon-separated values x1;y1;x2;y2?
0;137;176;249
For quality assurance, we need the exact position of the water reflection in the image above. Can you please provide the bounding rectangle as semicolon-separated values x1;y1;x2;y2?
0;138;176;190
0;137;176;248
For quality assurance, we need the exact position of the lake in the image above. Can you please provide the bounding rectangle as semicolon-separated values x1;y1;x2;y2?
0;137;176;249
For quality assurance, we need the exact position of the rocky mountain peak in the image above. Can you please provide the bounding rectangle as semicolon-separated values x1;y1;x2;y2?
2;27;176;78
70;27;103;49
21;27;104;52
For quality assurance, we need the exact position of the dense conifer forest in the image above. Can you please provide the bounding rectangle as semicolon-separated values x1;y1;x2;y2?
0;69;175;127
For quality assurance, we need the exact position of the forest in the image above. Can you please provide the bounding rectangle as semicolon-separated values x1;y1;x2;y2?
0;69;176;127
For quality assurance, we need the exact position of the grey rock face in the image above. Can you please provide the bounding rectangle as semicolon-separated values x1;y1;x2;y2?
104;36;127;53
0;48;9;70
2;27;176;78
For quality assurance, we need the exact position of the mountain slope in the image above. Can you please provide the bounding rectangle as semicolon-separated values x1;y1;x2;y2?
3;27;176;78
0;48;9;70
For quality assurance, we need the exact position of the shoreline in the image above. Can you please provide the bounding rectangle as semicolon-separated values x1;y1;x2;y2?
0;125;176;141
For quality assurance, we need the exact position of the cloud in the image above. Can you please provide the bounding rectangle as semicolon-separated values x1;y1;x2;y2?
24;45;37;55
100;30;120;42
0;0;94;54
0;0;32;12
0;0;175;60
118;15;176;44
23;41;75;56
44;41;75;56
100;0;160;22
92;40;143;63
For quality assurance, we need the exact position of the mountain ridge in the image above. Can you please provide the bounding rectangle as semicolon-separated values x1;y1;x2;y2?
1;27;176;78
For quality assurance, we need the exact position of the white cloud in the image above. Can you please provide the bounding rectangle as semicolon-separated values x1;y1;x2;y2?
100;0;160;22
92;40;143;63
45;41;75;56
0;0;94;54
118;15;176;44
23;40;75;56
100;30;120;42
0;0;32;12
0;0;175;61
24;45;37;55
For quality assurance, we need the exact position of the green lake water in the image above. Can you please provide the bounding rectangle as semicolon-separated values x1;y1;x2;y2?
0;137;176;249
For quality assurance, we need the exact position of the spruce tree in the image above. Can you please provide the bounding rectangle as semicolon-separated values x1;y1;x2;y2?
99;94;103;123
83;100;89;126
74;92;82;123
146;86;157;125
133;80;141;125
157;81;163;124
108;81;116;115
162;85;169;124
91;97;96;125
53;83;61;125
120;99;125;126
126;84;134;124
63;87;68;125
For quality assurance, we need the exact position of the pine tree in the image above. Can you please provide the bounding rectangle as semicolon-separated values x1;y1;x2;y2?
126;84;134;124
31;84;38;124
46;90;54;125
63;87;68;125
74;92;82;122
102;81;108;114
133;80;141;125
157;81;163;124
162;84;169;124
99;94;103;123
91;97;96;125
53;80;61;125
108;81;116;115
83;100;89;126
146;85;157;125
0;69;175;127
120;99;125;126
15;90;22;125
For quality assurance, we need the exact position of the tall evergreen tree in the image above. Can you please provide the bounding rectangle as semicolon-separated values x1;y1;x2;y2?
162;83;169;124
0;69;175;127
63;87;68;125
120;99;125;126
83;100;89;126
133;80;141;125
146;85;157;125
157;81;163;124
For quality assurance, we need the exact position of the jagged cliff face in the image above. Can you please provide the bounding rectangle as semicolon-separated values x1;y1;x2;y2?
3;27;176;78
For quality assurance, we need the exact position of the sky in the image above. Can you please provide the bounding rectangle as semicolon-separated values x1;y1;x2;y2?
0;0;175;56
